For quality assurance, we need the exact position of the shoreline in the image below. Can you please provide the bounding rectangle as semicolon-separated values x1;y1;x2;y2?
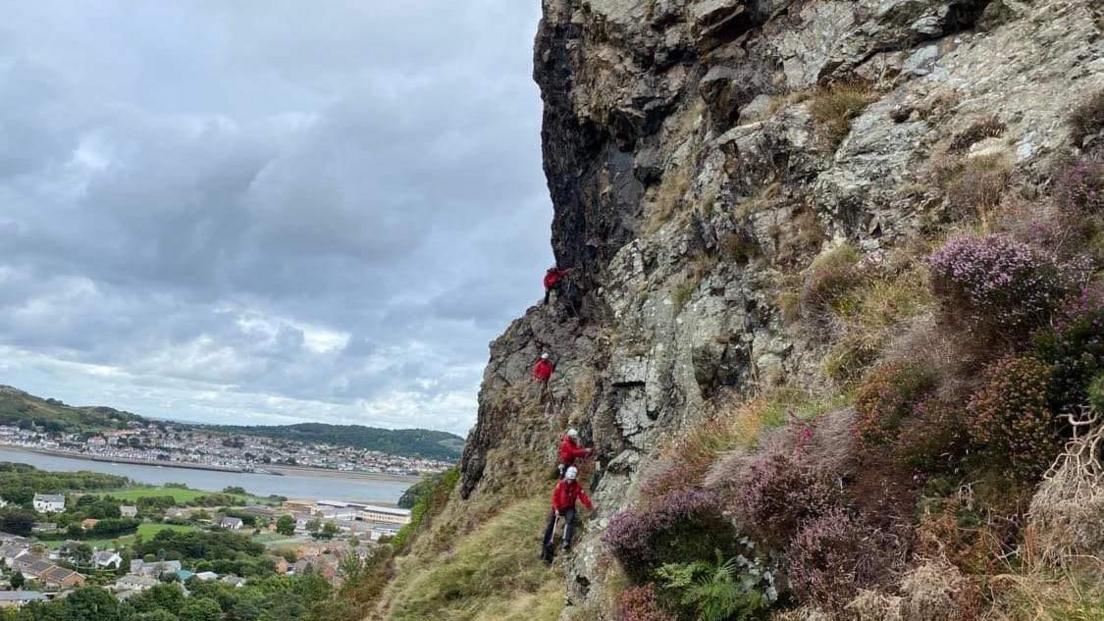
0;445;422;485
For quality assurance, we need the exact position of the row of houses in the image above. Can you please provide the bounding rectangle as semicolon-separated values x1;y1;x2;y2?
26;494;136;518
10;555;85;589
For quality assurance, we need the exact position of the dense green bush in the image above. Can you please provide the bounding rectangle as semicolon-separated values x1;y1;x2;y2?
134;528;263;562
854;362;936;445
655;551;775;621
1090;374;1104;413
1034;308;1104;417
967;357;1060;479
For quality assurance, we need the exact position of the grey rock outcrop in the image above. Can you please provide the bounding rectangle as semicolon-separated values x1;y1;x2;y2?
455;0;1104;616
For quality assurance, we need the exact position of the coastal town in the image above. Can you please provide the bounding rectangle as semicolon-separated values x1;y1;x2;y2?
0;488;412;608
0;422;452;477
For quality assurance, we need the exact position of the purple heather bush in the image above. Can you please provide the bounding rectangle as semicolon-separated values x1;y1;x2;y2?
1055;159;1104;214
787;509;902;612
604;488;736;582
732;453;839;548
929;234;1063;334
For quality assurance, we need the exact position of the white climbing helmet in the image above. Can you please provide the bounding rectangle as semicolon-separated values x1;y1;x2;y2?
566;428;579;439
565;466;578;481
540;352;550;360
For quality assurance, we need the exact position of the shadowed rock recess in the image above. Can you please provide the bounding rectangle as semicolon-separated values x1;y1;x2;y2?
386;0;1104;618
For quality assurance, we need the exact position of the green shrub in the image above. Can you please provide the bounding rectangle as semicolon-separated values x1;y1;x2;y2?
1034;309;1104;417
797;244;862;323
967;357;1061;480
854;361;937;445
392;467;459;552
655;551;775;621
1090;374;1104;414
808;83;875;147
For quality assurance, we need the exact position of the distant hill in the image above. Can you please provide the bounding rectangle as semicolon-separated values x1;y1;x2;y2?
201;423;465;462
0;385;465;461
0;385;142;433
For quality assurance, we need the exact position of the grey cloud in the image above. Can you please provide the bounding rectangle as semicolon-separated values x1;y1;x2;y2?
0;1;548;435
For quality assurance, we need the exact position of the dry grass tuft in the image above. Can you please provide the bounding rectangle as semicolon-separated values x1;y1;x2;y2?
645;165;693;234
808;83;876;148
933;150;1014;221
949;116;1006;152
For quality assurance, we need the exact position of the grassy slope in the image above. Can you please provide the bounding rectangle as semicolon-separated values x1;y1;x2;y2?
0;386;141;432
383;496;564;621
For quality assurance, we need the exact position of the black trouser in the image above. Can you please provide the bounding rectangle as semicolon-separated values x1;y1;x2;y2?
544;284;558;305
542;507;576;552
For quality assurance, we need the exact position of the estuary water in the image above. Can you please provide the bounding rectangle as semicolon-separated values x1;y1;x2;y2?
0;446;413;503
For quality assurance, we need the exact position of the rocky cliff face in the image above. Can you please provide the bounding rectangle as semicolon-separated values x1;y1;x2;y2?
455;0;1103;617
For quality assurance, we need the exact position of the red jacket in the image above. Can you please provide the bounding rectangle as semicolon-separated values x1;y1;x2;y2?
543;268;568;290
559;435;591;467
533;359;554;382
551;479;593;512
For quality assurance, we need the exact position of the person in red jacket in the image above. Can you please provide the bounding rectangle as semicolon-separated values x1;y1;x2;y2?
543;266;570;305
533;352;554;400
541;466;593;562
557;428;592;478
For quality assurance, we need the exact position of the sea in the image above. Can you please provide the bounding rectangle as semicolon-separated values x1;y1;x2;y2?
0;447;414;504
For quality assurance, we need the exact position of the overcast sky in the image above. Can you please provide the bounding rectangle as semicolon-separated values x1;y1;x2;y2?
0;1;551;436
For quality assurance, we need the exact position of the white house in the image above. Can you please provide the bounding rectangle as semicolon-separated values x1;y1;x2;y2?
0;542;30;567
32;494;65;513
119;505;138;518
92;550;123;570
130;559;182;577
219;517;243;530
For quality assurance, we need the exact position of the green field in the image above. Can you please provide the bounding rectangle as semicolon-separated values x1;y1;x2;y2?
137;522;199;538
44;522;200;550
101;485;275;505
253;533;307;548
105;487;214;503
